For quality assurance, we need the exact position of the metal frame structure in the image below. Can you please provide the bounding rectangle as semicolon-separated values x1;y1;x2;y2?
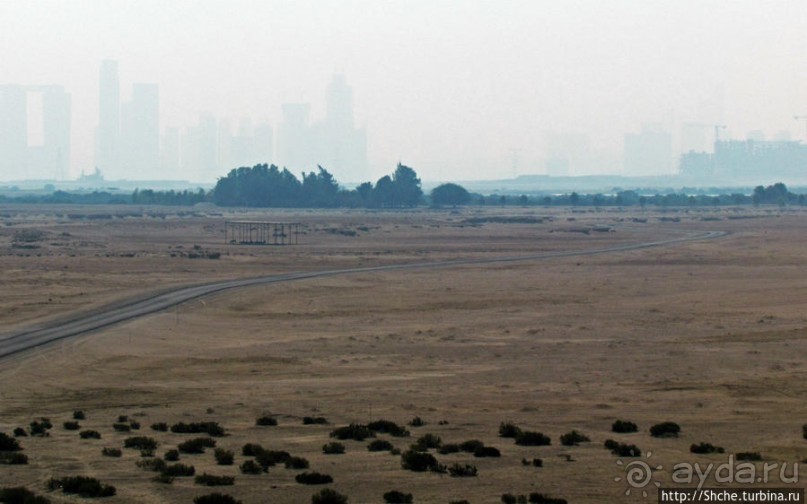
225;221;300;245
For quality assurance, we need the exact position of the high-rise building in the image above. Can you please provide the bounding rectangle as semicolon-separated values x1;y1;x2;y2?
0;85;28;178
97;60;120;178
120;83;160;179
322;74;367;182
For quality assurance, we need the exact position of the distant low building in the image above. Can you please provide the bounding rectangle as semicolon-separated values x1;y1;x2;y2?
679;139;807;182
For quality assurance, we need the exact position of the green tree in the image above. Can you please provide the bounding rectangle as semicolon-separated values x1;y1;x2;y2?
430;183;470;207
391;163;423;207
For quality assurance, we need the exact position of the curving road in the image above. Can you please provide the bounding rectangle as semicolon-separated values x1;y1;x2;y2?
0;230;727;361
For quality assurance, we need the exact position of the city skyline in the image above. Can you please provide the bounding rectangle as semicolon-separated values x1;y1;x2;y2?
1;1;806;183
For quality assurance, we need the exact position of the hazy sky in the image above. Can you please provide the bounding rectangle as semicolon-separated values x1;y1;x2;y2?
2;0;806;182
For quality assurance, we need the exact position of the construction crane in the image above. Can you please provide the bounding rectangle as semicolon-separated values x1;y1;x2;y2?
794;115;807;141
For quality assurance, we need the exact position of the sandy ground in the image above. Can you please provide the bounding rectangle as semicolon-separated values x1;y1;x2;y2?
1;204;807;503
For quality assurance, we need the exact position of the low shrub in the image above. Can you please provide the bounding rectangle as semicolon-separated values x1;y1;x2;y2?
255;450;291;470
214;448;234;465
736;452;762;461
502;494;518;504
178;437;216;454
400;450;441;472
163;463;195;477
322;442;345;455
129;421;141;430
101;447;121;457
0;432;22;451
124;436;158;451
28;420;50;437
285;456;310;469
164;449;180;461
312;488;348;504
612;420;638;433
448;463;478;477
367;440;394;452
690;442;724;454
528;493;568;504
255;416;278;426
195;473;235;486
240;459;263;474
459;440;485;453
303;416;328;425
117;415;128;423
650;422;681;438
295;472;333;485
515;431;551;446
604;439;641;457
438;443;460;454
413;433;441;450
136;458;167;472
79;430;101;439
151;422;168;432
241;443;264;456
368;420;410;437
0;486;51;504
532;458;543;467
63;421;80;431
383;490;413;503
12;427;27;437
473;446;501;458
194;493;242;504
112;423;131;432
330;424;374;441
0;452;28;465
408;417;426;427
47;476;115;498
73;410;86;420
171;422;225;437
153;473;174;484
559;430;590;446
499;422;522;438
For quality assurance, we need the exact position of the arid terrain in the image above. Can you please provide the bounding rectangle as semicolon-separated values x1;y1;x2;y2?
2;204;807;503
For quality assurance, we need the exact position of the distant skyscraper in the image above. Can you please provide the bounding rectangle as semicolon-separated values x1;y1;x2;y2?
127;83;159;178
322;74;367;181
97;60;120;178
0;84;70;180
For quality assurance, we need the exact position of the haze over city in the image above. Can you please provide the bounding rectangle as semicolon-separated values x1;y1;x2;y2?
1;0;806;183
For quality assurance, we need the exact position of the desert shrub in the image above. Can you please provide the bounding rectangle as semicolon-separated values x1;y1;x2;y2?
0;486;51;504
255;450;291;470
312;488;348;504
515;431;551;446
322;442;346;455
303;416;328;425
612;420;638;433
438;443;460;454
650;422;681;438
117;415;128;423
152;473;174;484
532;458;543;467
47;476;115;497
151;422;168;432
408;417;426;428
255;416;278;426
163;463;195;477
528;493;568;504
241;443;264;456
12;427;27;438
178;437;216;454
240;460;263;474
450;501;470;504
502;494;518;504
124;436;158;451
330;424;374;441
400;450;440;472
803;424;807;440
413;433;441;450
72;410;86;420
459;440;485;453
559;430;590;446
0;433;22;451
285;456;310;470
0;452;28;465
164;449;179;461
604;439;641;457
383;490;413;503
62;421;80;431
195;473;234;486
295;472;333;485
194;493;242;504
79;430;101;440
214;448;234;465
448;463;478;477
29;420;51;437
101;447;121;457
140;448;155;457
367;440;394;452
171;422;225;437
368;420;410;437
137;458;167;472
112;423;131;432
129;421;141;430
474;446;501;458
690;442;724;454
736;452;762;461
499;422;522;438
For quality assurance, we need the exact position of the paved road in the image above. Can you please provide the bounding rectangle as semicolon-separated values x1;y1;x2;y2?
0;230;727;361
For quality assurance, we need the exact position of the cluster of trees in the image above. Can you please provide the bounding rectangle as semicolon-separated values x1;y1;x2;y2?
212;163;423;208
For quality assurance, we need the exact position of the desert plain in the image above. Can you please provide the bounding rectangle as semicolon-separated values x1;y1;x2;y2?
1;204;807;503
